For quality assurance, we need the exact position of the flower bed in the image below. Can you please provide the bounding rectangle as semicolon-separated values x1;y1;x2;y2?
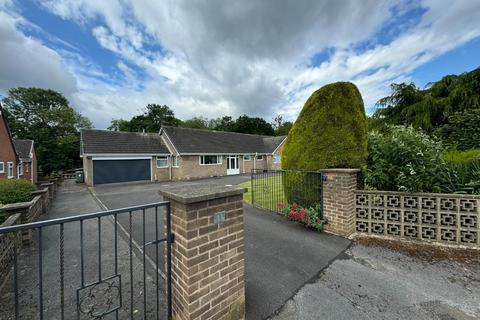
279;202;327;231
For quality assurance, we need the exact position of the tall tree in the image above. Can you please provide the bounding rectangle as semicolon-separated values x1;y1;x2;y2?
373;67;480;132
272;115;293;136
180;116;209;129
2;87;92;175
232;115;274;135
109;104;180;132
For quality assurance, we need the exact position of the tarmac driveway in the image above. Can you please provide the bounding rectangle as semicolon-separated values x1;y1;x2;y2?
91;176;351;319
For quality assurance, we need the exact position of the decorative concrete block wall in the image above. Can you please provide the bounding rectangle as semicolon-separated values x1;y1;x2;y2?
355;190;480;247
321;169;359;236
160;184;246;320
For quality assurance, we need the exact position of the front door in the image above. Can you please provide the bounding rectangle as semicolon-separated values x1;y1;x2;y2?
227;156;239;175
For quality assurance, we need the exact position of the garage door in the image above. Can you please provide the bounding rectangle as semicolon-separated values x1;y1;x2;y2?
93;159;151;185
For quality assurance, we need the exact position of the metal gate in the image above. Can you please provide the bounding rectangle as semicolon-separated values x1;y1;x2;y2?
251;169;324;213
0;202;173;319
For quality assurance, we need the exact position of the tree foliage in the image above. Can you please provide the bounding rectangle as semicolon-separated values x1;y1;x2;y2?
366;126;453;193
435;108;480;151
282;82;368;171
272;115;293;136
2;88;92;175
109;104;180;132
372;67;480;132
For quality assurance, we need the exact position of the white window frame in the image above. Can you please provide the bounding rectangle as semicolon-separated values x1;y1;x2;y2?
171;156;179;168
156;156;169;168
7;161;14;178
273;154;281;164
17;161;23;176
243;155;252;161
199;155;222;165
0;161;4;173
256;155;264;160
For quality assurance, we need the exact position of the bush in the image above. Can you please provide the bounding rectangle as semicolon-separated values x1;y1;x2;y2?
282;82;367;204
0;179;36;205
281;203;327;231
435;109;480;150
365;126;454;193
443;149;480;194
282;82;368;171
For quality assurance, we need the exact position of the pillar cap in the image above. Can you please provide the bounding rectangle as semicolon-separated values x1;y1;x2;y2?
321;168;360;173
159;184;246;204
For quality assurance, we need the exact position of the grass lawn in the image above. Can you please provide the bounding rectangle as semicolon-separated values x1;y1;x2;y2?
238;175;286;210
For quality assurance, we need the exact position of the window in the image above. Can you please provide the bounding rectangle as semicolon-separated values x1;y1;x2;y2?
0;162;4;173
243;155;252;161
156;156;169;168
256;155;263;160
200;155;222;165
273;155;281;164
172;156;179;167
17;162;23;176
7;162;14;178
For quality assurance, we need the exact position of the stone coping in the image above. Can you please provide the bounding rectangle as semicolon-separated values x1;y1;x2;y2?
0;213;22;228
321;168;360;173
31;188;48;196
40;182;54;186
159;184;246;204
0;196;41;211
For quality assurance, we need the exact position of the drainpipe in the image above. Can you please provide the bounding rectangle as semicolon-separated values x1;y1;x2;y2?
169;155;172;181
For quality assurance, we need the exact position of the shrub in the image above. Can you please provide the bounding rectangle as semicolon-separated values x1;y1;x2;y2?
282;82;367;205
281;203;327;231
0;179;36;205
282;82;368;171
435;109;480;150
443;149;480;194
365;126;454;193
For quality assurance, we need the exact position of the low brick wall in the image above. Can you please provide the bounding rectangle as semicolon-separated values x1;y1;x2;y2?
0;183;55;289
0;213;22;290
355;190;480;247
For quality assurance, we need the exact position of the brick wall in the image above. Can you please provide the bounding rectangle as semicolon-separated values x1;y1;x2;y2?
322;168;359;236
173;155;228;180
151;156;170;181
160;185;246;320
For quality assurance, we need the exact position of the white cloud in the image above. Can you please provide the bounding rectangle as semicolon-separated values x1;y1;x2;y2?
3;0;480;128
0;11;77;96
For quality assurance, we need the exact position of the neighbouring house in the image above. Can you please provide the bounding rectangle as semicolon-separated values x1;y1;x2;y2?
80;126;286;186
13;139;37;184
0;105;18;180
0;104;38;183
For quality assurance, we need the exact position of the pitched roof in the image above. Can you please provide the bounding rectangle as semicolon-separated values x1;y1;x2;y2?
161;126;286;154
13;139;33;161
81;129;170;155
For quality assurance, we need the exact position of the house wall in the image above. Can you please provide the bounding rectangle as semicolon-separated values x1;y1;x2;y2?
172;155;227;180
151;156;170;182
0;113;17;180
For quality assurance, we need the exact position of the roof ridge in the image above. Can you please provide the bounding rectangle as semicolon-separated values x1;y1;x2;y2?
162;125;275;138
82;128;160;136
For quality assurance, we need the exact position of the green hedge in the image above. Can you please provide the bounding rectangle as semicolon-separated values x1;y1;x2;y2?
0;179;36;205
282;82;367;205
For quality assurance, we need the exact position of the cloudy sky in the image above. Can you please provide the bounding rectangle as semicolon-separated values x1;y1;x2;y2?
0;0;479;128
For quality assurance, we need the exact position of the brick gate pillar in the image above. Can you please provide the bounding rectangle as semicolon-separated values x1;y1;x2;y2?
160;184;246;320
321;168;359;237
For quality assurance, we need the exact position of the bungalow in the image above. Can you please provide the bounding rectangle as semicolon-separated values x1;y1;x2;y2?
0;104;37;183
80;126;286;186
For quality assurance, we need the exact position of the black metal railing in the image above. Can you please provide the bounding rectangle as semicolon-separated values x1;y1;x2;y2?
0;202;173;320
251;169;324;213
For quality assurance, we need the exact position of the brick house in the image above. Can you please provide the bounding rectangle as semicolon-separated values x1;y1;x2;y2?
13;139;37;184
0;104;38;183
80;126;286;186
